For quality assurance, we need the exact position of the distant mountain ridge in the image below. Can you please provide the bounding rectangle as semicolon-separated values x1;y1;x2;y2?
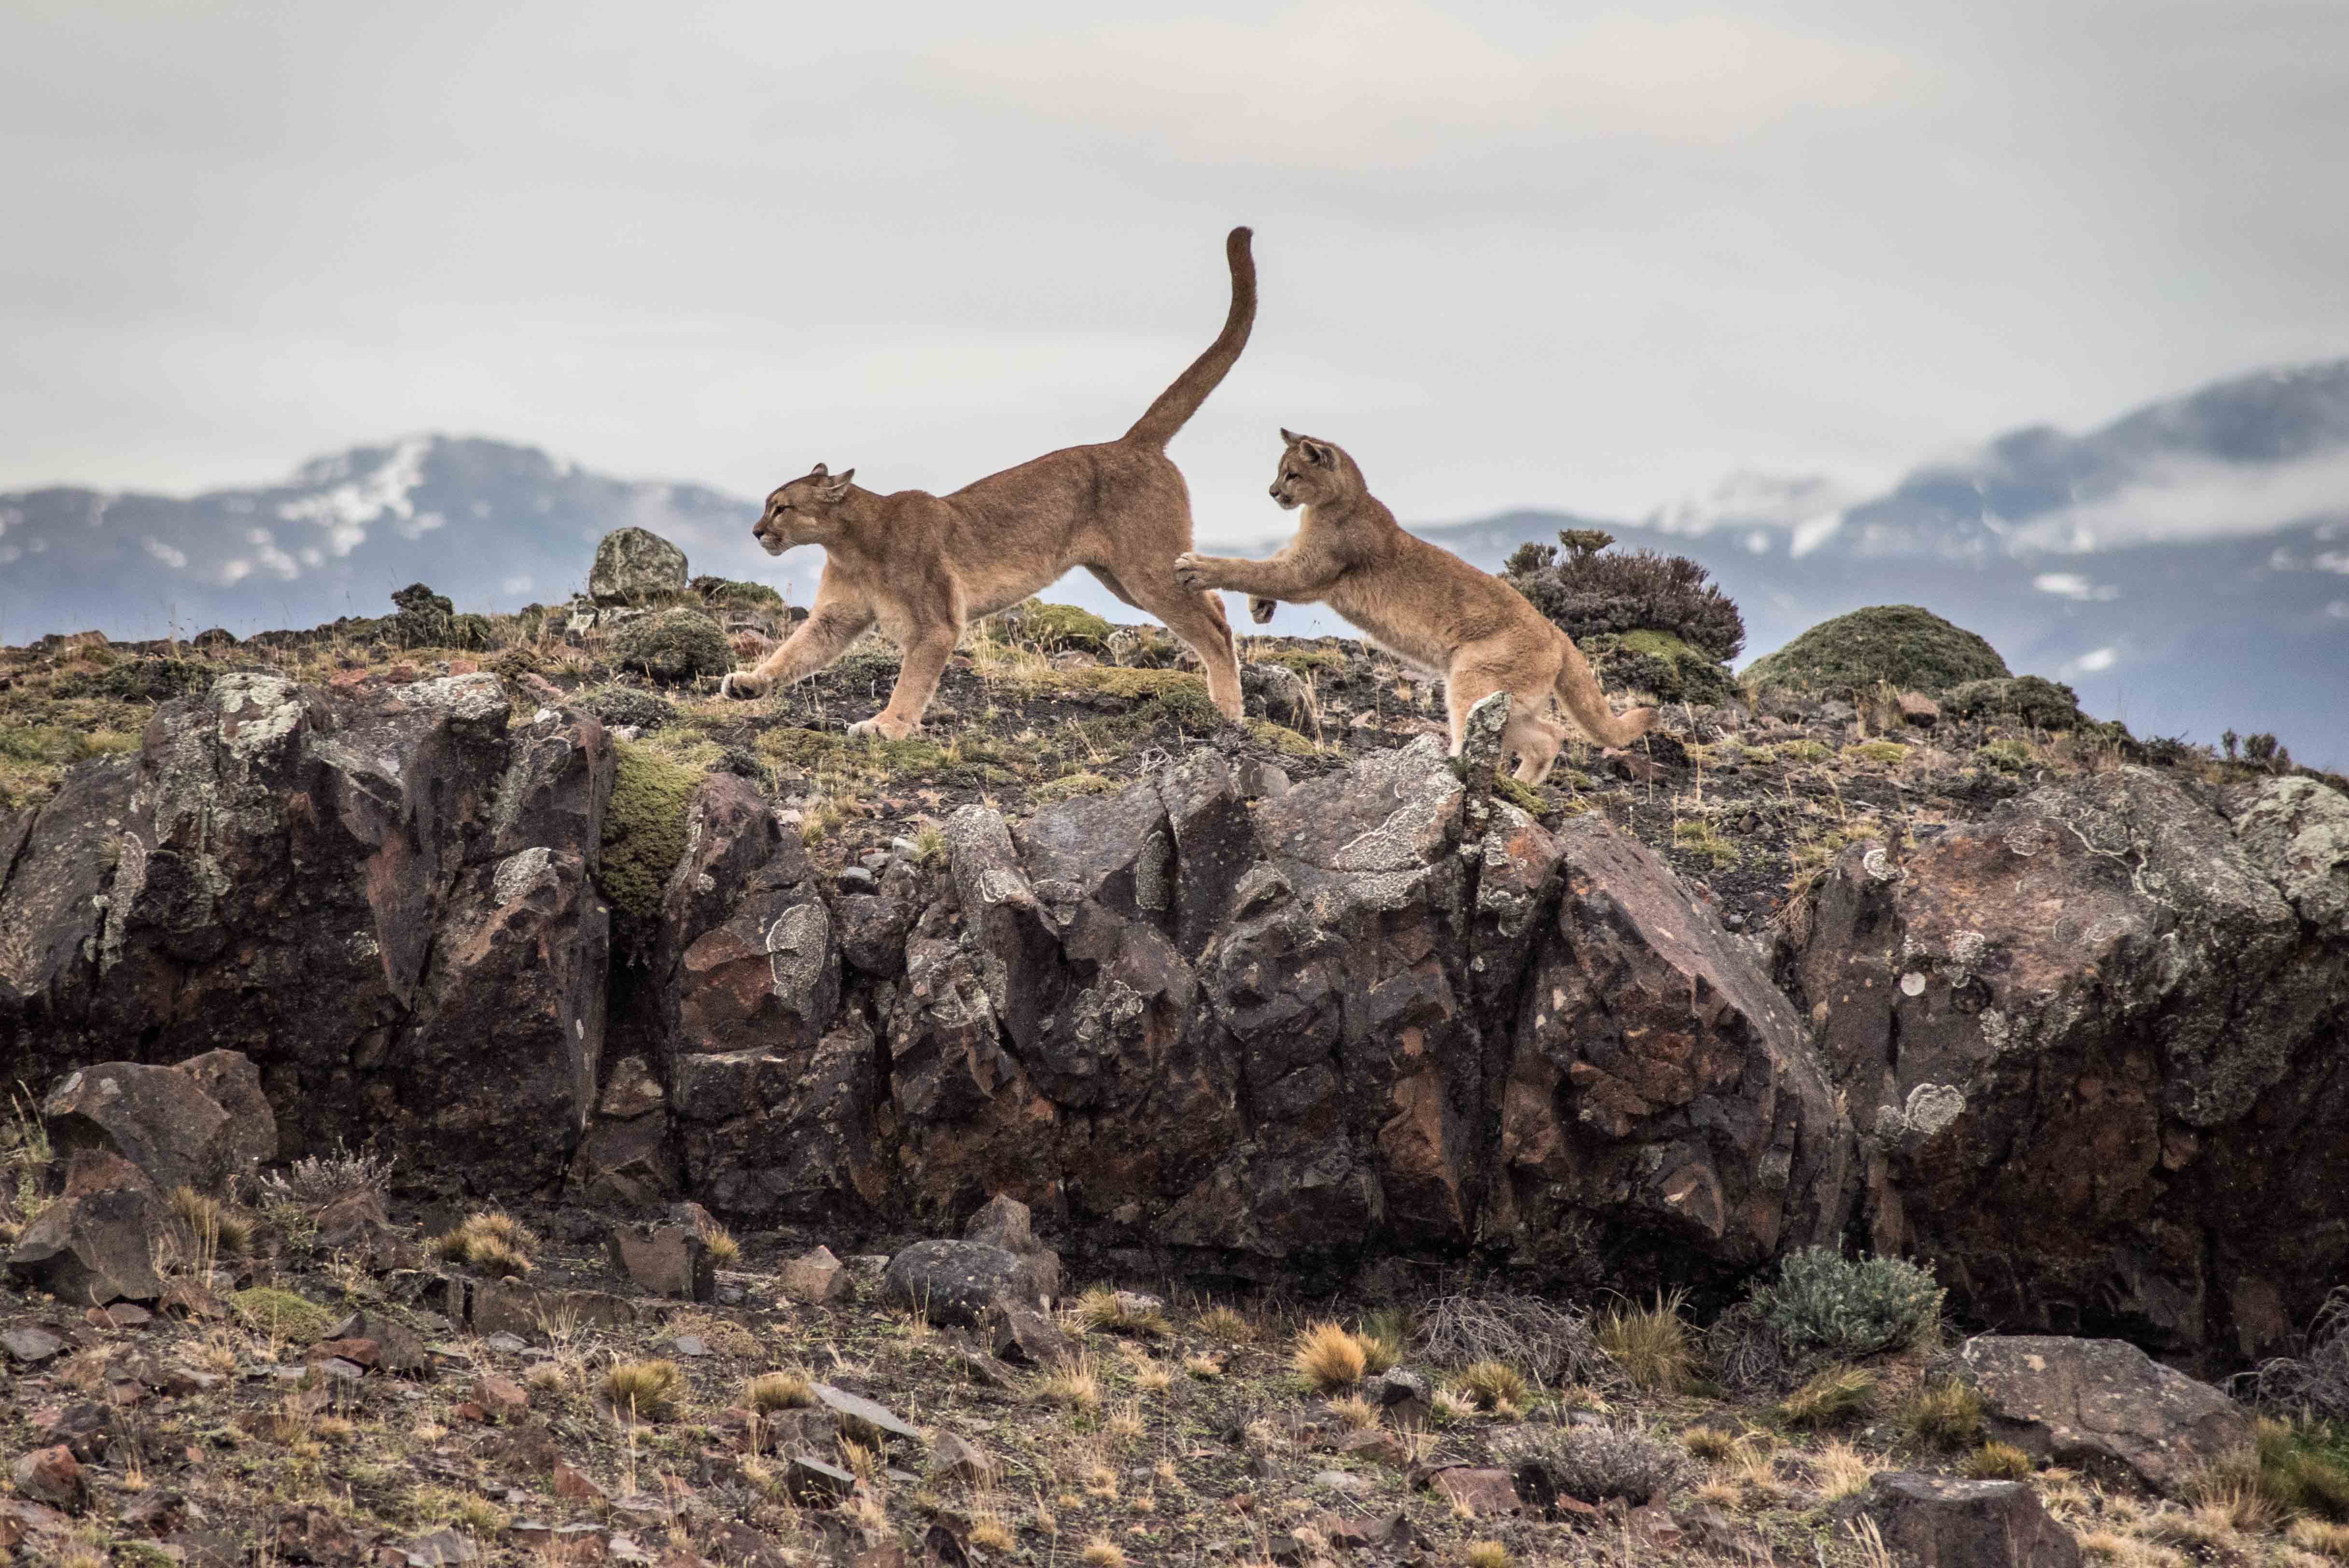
3;361;2344;762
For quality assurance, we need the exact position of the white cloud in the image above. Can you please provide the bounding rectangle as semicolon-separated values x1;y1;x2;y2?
2033;572;2119;601
246;526;301;580
923;3;1920;170
2329;601;2349;619
2012;448;2349;551
2317;550;2349;574
141;536;188;570
2062;646;2119;675
220;559;253;584
502;574;533;595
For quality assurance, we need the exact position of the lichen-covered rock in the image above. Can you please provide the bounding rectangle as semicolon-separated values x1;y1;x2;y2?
609;608;729;684
588;528;689;607
1784;765;2349;1360
1846;1471;2080;1568
2233;775;2349;929
1955;1335;2250;1498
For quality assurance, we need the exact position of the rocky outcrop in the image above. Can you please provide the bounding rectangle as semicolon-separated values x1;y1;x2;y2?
5;667;2347;1365
0;673;611;1196
1784;767;2349;1360
1846;1472;2081;1568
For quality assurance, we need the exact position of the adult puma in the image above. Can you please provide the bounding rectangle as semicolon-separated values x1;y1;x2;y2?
1173;431;1655;783
719;228;1255;737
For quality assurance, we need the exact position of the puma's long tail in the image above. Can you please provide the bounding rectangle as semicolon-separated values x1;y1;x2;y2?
1553;633;1658;748
1122;226;1256;449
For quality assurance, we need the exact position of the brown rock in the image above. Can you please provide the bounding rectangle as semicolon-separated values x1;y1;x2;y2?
983;1304;1076;1366
1429;1467;1521;1516
1330;1428;1407;1468
608;1224;713;1302
1849;1471;2081;1568
6;1149;167;1304
10;1445;84;1510
569;1116;681;1212
554;1461;607;1502
472;1375;530;1421
314;1338;379;1369
779;1246;846;1304
1898;692;1941;725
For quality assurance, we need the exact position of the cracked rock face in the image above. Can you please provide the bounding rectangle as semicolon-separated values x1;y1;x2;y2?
1784;765;2349;1360
6;673;2346;1367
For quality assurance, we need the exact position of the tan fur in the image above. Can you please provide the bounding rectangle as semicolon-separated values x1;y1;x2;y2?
720;229;1256;737
1174;431;1656;783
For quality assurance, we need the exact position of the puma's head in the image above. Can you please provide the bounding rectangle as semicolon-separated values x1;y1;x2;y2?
1269;429;1350;510
752;463;857;554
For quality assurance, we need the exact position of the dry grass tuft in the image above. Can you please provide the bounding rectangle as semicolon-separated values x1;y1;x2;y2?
1327;1394;1381;1431
168;1185;253;1256
1292;1321;1369;1392
1813;1439;1876;1501
1195;1304;1256;1343
2291;1518;2349;1560
1682;1425;1739;1461
745;1371;814;1412
1038;1356;1103;1414
1595;1289;1694;1393
601;1358;685;1421
1778;1364;1878;1429
432;1211;538;1275
969;1516;1016;1554
1079;1538;1127;1568
1465;1542;1512;1568
1077;1286;1169;1338
1454;1359;1531;1413
1959;1440;2034;1480
1900;1378;1985;1452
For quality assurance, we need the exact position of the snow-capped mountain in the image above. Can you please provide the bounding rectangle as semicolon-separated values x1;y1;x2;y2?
0;436;814;643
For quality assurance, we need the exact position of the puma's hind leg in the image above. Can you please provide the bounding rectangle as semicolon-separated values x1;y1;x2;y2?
1118;560;1244;721
1503;705;1568;784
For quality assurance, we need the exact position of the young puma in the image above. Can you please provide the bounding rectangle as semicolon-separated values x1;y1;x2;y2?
719;228;1256;738
1173;431;1656;783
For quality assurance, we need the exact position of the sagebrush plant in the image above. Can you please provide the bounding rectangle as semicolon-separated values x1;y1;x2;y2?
1752;1248;1943;1356
1497;1422;1691;1505
255;1145;394;1208
1502;530;1746;663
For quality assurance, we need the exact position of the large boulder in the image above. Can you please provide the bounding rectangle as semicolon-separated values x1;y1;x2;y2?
1846;1471;2080;1568
1954;1335;2251;1498
41;1051;276;1195
7;1150;167;1304
1784;766;2349;1360
587;528;689;607
609;609;730;684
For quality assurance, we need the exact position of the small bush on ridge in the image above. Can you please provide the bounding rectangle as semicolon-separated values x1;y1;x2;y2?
1752;1248;1943;1356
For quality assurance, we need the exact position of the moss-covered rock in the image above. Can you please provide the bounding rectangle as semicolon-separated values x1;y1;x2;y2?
1942;674;2086;730
1031;770;1123;803
589;527;690;607
598;740;702;919
55;658;216;703
1583;630;1738;706
691;575;787;612
610;608;731;685
1742;605;2010;695
231;1286;336;1344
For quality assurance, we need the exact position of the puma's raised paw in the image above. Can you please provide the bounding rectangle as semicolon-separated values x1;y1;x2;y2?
1171;553;1216;594
720;671;769;700
848;714;920;741
1248;596;1277;625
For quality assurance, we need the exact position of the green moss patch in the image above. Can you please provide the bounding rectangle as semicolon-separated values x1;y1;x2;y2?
0;724;141;809
1583;630;1737;705
599;740;704;919
1244;718;1321;758
1031;770;1124;804
231;1286;336;1344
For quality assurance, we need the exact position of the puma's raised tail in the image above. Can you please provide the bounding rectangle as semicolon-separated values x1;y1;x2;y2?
1121;226;1256;449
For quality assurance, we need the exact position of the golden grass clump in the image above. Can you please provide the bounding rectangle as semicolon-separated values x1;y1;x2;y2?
1079;1538;1127;1568
601;1358;686;1421
745;1371;815;1412
168;1185;253;1256
1595;1289;1694;1393
1195;1303;1256;1343
432;1210;538;1275
1465;1543;1512;1568
1959;1440;2034;1480
1077;1285;1169;1338
1038;1357;1103;1414
1778;1364;1879;1429
1292;1321;1370;1392
1327;1394;1380;1431
1900;1378;1986;1452
1357;1307;1410;1374
1454;1359;1530;1413
1682;1426;1739;1461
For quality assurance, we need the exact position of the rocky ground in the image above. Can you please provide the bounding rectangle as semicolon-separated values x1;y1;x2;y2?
4;570;2349;1567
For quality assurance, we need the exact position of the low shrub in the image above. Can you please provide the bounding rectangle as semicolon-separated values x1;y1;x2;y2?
1942;674;2084;729
1751;1248;1943;1357
1503;530;1747;663
1497;1422;1692;1505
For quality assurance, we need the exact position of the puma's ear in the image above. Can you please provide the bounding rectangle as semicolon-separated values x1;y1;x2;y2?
816;467;854;503
1300;440;1332;466
810;462;828;478
1279;427;1300;446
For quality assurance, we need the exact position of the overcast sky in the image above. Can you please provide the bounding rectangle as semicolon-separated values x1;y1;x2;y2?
5;0;2347;537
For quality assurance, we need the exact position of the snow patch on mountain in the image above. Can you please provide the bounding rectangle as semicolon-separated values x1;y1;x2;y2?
2007;447;2349;554
277;435;432;560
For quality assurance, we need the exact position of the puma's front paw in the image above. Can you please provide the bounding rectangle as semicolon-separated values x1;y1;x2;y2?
848;714;919;741
1171;553;1216;593
1249;596;1277;625
720;670;770;700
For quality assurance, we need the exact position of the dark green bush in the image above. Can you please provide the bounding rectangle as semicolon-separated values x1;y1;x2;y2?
1582;631;1740;705
609;608;730;684
1502;530;1747;664
1751;1247;1944;1356
1942;674;2084;729
1743;605;2009;695
391;583;455;648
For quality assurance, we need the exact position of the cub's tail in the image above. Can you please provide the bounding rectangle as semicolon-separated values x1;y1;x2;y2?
1122;226;1256;449
1552;632;1658;749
